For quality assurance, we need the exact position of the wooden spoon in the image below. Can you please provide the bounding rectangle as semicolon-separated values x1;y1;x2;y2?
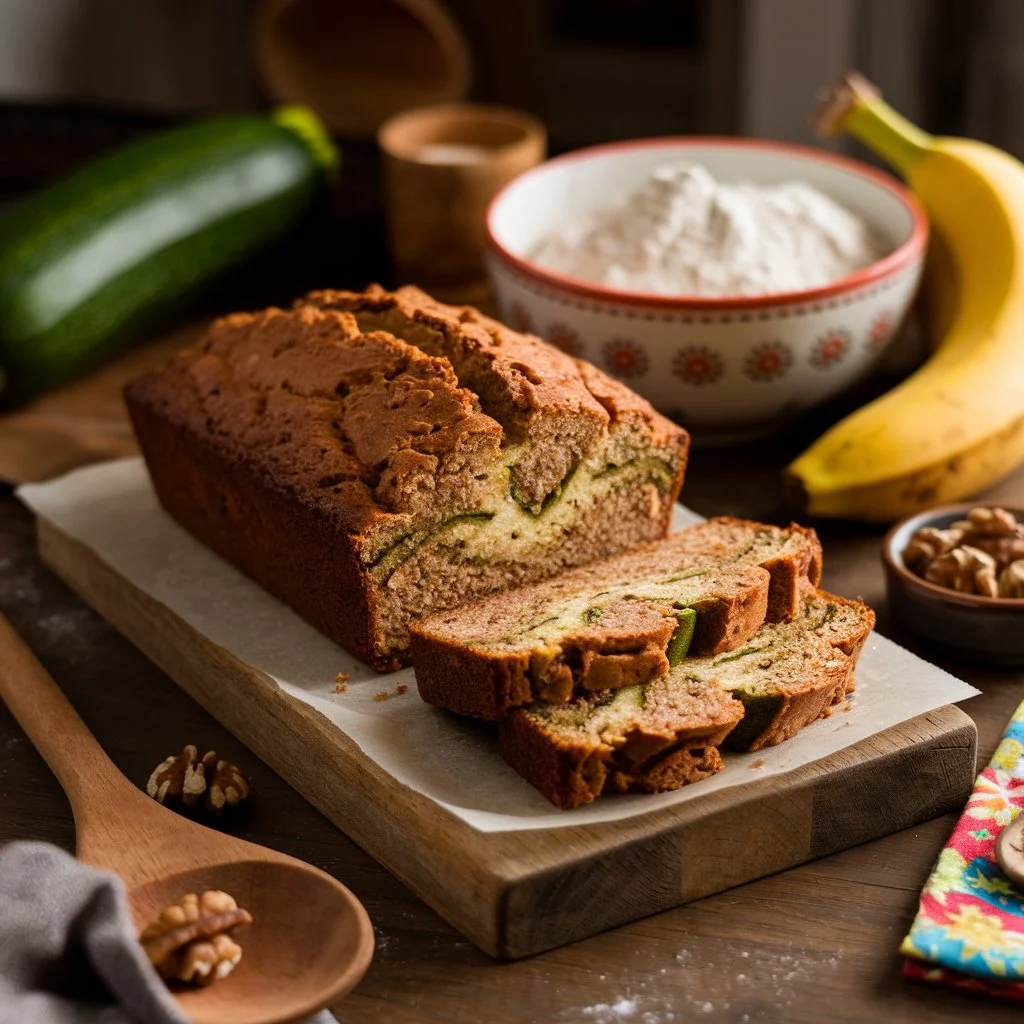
0;614;374;1024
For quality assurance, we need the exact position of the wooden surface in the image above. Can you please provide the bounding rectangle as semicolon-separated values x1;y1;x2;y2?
3;435;1024;1021
34;513;976;959
0;614;373;1024
0;321;202;485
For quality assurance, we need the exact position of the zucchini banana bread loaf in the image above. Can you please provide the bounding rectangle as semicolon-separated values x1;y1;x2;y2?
411;518;822;719
125;285;688;670
498;587;873;808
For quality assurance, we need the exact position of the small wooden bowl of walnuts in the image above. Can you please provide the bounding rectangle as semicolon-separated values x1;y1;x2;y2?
883;504;1024;665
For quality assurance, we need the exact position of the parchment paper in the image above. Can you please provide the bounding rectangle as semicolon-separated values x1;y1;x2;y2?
19;458;979;833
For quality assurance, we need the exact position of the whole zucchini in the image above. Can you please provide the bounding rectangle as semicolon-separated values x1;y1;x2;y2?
0;106;338;402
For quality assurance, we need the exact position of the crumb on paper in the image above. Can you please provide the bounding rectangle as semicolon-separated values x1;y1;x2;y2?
335;671;349;683
394;683;408;696
750;759;766;771
334;680;348;693
374;690;390;702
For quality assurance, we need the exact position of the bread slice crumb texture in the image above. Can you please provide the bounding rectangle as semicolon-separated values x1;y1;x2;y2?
498;586;874;807
411;517;824;718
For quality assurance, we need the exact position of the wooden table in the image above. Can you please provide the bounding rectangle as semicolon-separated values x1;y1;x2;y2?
2;426;1023;1024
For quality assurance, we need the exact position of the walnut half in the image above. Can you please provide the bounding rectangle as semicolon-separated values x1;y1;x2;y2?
924;545;999;598
140;890;252;986
147;746;249;818
1000;560;1024;599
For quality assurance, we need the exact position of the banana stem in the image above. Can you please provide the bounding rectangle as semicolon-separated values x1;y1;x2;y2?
817;73;934;175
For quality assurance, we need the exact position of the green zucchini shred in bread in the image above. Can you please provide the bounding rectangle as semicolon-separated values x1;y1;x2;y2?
125;285;688;670
497;586;874;808
410;517;823;720
666;607;698;666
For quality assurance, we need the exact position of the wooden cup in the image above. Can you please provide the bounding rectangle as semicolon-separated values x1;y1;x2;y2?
378;103;546;294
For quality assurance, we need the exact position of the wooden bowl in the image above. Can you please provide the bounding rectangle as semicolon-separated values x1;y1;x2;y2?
883;503;1024;666
251;0;470;136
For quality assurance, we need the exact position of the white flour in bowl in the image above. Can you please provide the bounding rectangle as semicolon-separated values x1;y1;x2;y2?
531;161;887;297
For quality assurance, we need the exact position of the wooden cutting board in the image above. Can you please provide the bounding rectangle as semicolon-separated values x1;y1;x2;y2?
36;515;977;960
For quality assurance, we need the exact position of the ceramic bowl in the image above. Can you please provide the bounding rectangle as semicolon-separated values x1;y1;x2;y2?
485;137;927;443
883;504;1024;666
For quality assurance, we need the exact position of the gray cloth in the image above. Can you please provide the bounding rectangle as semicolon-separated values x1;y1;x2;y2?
0;841;345;1024
0;841;189;1024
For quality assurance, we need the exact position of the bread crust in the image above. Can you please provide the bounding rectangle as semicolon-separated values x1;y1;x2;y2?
302;285;688;509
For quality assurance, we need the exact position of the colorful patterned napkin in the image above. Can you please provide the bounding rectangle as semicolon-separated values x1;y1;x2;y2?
902;698;1024;996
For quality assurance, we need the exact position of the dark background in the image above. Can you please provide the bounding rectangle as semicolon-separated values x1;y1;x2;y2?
0;0;1019;310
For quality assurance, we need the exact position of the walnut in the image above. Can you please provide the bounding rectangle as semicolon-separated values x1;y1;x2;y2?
147;746;248;818
924;545;999;597
140;890;252;986
202;753;249;817
950;507;1024;569
964;506;1022;536
902;526;964;574
146;745;206;807
961;533;1024;570
1000;560;1024;599
177;932;244;985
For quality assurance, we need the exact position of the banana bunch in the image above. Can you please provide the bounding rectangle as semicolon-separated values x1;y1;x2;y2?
786;74;1024;522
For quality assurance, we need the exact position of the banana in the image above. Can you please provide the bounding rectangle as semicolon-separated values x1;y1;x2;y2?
786;73;1024;522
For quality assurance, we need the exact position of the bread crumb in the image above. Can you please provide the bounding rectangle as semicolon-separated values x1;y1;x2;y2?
750;759;765;771
374;690;390;702
394;683;408;695
335;672;349;683
334;680;348;693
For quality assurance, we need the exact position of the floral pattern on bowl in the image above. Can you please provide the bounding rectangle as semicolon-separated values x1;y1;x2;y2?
810;329;851;370
601;338;649;379
672;346;724;387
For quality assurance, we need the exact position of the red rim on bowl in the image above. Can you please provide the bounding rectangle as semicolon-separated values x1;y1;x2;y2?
883;504;1024;611
485;136;929;311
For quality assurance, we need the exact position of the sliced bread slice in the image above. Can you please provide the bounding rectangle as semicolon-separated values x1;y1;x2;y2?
671;517;823;622
498;676;745;809
411;517;823;720
497;587;873;808
715;586;874;751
